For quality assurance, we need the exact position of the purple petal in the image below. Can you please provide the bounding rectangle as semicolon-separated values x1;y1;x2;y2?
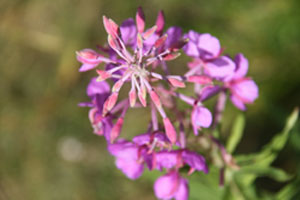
183;31;200;57
230;95;246;111
233;53;249;79
191;106;212;134
200;85;222;101
197;33;221;60
87;78;110;97
79;63;98;72
108;140;144;179
182;150;208;173
155;151;178;170
120;18;137;46
164;26;182;49
154;172;178;200
205;56;235;79
132;132;151;145
231;79;259;103
115;157;144;179
174;178;189;200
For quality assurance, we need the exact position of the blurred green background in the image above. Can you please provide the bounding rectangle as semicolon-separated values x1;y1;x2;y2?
1;0;300;199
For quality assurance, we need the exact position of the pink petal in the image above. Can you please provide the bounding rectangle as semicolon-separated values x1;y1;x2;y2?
233;53;249;79
154;172;178;200
163;118;177;144
205;56;235;79
174;178;189;200
155;10;165;35
197;33;221;60
136;7;145;33
191;106;212;133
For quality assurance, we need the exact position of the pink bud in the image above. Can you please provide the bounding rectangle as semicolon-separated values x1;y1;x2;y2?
138;90;147;107
169;38;189;52
96;70;111;81
167;78;186;88
108;18;120;38
154;34;168;48
103;16;111;34
163;52;181;61
108;35;121;51
103;92;119;115
187;75;212;84
110;117;124;143
163;118;177;144
112;79;124;92
143;25;157;40
103;16;120;39
150;90;162;108
136;7;145;33
129;89;137;107
155;10;165;35
137;33;143;49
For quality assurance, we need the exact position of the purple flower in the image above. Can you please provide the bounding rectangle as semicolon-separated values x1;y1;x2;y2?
226;54;259;110
132;131;170;148
183;31;235;80
154;150;179;170
120;18;137;47
108;139;146;179
191;105;212;135
154;171;189;200
88;107;113;139
204;56;235;79
183;31;220;60
182;150;209;173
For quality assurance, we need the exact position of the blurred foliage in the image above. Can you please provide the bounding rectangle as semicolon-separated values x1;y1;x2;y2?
0;0;300;199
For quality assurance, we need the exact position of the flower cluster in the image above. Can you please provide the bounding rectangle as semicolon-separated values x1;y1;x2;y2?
77;7;258;200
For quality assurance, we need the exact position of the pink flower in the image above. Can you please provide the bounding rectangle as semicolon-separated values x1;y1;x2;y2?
226;54;259;110
191;105;212;135
108;139;146;179
154;171;189;200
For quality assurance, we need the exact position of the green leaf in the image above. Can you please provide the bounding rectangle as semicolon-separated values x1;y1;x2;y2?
234;108;298;186
236;107;299;167
226;114;245;154
235;166;293;182
276;179;300;200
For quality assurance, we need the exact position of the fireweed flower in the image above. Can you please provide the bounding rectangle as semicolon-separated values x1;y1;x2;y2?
154;171;189;200
225;53;259;110
78;78;113;139
77;7;213;144
78;7;259;200
108;139;149;179
183;30;235;80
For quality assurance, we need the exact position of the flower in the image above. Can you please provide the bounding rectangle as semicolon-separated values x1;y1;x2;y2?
78;78;113;138
183;30;235;80
226;53;259;110
191;105;212;135
154;171;189;200
108;139;147;179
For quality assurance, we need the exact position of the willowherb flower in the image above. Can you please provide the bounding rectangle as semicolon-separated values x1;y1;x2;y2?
225;53;259;110
77;7;213;144
154;171;189;200
77;6;259;200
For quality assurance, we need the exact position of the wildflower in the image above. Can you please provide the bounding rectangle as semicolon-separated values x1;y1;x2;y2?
183;30;235;80
225;53;259;110
78;78;113;138
191;104;213;135
108;139;147;179
154;171;189;200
